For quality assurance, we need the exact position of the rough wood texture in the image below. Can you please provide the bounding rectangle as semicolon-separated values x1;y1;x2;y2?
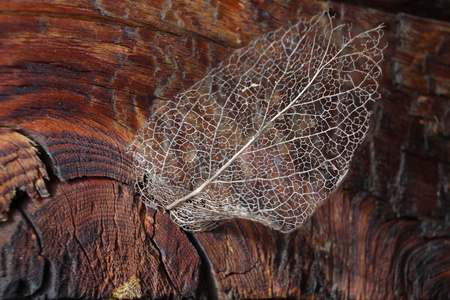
0;0;449;299
0;128;49;221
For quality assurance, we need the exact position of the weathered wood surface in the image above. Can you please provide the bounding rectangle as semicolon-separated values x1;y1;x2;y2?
0;0;449;299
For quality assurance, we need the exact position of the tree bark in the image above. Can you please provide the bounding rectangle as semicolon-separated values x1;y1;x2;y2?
0;0;449;299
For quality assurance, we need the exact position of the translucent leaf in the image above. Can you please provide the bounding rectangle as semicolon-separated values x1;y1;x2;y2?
130;11;385;233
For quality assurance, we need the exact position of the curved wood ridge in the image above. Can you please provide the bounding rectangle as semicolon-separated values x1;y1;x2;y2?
0;128;49;221
0;0;449;299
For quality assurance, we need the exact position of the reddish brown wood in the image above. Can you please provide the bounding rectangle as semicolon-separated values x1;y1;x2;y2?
0;178;200;298
0;0;449;299
0;128;49;221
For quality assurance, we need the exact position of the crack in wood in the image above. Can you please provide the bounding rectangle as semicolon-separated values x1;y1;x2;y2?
185;232;220;300
16;206;53;298
147;210;179;294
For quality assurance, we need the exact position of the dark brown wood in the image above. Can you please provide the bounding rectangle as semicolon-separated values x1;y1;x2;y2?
0;0;449;299
334;0;450;22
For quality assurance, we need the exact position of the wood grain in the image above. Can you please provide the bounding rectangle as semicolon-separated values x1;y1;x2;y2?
0;0;449;299
0;128;49;221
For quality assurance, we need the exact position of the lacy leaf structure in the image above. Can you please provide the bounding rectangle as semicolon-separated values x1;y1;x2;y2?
130;12;384;233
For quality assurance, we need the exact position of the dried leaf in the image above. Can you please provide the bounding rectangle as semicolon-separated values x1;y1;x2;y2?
130;12;385;232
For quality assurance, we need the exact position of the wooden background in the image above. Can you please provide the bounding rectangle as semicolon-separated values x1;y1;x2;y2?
1;0;449;298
